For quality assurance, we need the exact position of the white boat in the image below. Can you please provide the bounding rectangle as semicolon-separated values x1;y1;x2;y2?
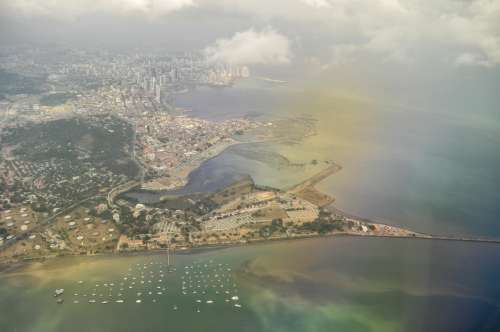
54;289;65;296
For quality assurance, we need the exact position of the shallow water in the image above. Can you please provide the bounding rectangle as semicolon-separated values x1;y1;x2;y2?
173;78;500;237
1;237;499;332
27;75;500;332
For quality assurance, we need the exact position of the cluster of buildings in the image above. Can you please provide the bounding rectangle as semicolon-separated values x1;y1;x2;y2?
199;192;319;233
1;46;251;107
0;115;134;213
135;114;258;189
0;45;356;261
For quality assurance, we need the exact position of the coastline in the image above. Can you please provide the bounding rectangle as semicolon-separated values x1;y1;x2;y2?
3;118;500;274
4;157;500;274
140;138;242;192
4;151;500;275
4;231;500;276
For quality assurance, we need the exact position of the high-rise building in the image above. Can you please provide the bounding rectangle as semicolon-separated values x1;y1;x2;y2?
151;77;156;94
155;84;162;103
241;66;250;78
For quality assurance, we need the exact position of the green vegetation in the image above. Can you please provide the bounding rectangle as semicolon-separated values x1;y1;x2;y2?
2;115;138;177
299;211;344;234
1;115;139;210
39;92;76;106
116;206;157;237
0;69;45;96
258;219;285;238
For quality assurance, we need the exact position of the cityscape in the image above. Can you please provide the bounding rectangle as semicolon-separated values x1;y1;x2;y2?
1;44;417;264
1;1;500;332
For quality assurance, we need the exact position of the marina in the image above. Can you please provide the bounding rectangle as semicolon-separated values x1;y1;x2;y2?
50;255;244;313
1;237;499;332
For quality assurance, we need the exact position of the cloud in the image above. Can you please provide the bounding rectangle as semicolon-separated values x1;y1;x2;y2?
297;0;500;67
1;0;195;18
204;27;292;65
1;0;499;68
115;0;196;15
299;0;331;8
454;53;492;67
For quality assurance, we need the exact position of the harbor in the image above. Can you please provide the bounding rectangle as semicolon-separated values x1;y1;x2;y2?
50;251;243;312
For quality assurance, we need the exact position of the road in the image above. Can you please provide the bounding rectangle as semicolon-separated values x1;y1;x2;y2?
1;194;104;250
107;180;141;209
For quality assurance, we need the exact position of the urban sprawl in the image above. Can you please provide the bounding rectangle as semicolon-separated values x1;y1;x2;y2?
0;46;421;267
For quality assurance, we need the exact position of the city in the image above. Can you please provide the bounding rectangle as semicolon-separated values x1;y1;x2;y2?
0;45;418;266
1;1;499;331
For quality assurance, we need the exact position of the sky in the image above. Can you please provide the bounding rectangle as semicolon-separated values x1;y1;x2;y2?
1;0;499;109
0;0;499;68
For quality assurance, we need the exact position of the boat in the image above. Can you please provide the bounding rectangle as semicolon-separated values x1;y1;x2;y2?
54;289;64;297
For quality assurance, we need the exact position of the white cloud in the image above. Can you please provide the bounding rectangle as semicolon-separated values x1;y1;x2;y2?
298;0;500;67
1;0;499;68
454;53;492;67
2;0;195;18
204;27;292;65
115;0;195;14
300;0;331;8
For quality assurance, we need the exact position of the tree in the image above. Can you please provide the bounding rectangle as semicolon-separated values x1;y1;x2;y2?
260;226;272;238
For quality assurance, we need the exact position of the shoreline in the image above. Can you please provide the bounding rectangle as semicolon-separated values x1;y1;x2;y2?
140;138;241;192
3;158;500;274
3;120;500;274
3;231;500;275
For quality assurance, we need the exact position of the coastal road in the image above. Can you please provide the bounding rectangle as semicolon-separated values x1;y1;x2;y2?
107;180;141;209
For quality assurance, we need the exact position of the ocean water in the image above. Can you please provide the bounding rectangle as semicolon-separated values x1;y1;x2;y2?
174;77;500;237
1;237;499;332
2;75;499;331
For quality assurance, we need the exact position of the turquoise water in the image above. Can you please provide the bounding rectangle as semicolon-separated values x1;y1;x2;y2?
1;237;499;332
